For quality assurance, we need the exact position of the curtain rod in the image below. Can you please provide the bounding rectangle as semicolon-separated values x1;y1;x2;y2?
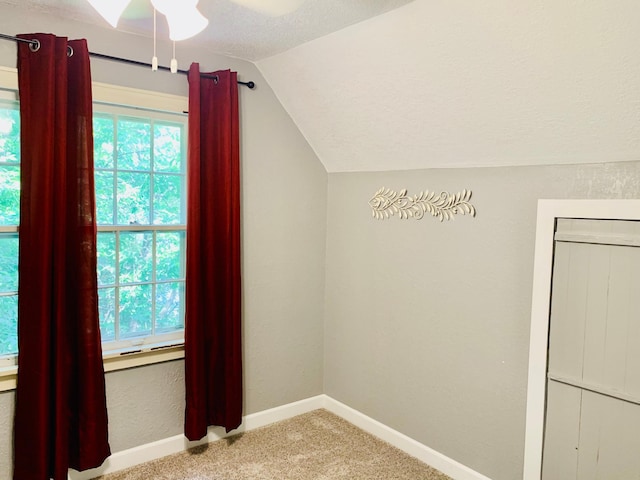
0;33;255;89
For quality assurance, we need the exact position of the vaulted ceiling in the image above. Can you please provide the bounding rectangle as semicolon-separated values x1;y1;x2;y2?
257;0;640;172
0;0;414;60
2;0;640;173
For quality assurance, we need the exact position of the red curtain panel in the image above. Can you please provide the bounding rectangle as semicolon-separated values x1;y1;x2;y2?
184;64;242;440
13;33;110;480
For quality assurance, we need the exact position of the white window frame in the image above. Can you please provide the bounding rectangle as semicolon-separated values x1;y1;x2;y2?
93;103;187;352
0;87;19;378
0;66;189;391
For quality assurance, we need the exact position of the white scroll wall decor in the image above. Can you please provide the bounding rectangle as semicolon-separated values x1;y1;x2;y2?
369;187;476;221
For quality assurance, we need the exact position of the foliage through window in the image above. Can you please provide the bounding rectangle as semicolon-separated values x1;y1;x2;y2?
0;97;20;358
0;97;187;359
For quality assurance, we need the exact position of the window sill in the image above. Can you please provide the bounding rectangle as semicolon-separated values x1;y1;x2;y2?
0;343;185;393
103;342;185;373
0;365;17;393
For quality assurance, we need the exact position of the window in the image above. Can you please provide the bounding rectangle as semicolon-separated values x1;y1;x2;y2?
0;95;19;359
0;76;188;364
93;104;187;353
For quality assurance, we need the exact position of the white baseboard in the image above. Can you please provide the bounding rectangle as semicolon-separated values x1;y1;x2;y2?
322;396;493;480
69;394;491;480
69;395;325;480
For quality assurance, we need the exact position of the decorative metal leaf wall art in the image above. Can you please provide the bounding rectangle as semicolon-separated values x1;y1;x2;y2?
369;187;476;221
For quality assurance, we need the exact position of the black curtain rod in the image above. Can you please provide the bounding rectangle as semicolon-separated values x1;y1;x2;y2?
0;33;255;89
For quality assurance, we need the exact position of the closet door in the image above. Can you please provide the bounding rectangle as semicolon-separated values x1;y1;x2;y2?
542;219;640;480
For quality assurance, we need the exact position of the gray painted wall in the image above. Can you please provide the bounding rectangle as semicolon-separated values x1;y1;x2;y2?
0;390;14;477
324;161;640;480
0;6;327;479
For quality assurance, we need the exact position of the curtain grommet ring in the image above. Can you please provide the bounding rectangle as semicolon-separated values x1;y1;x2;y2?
67;45;74;57
29;39;40;52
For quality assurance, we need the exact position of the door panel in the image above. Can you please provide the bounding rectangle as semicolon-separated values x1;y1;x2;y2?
577;392;640;480
543;219;640;480
541;381;580;480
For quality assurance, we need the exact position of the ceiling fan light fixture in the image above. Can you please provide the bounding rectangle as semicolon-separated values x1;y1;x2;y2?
150;0;209;41
150;0;201;13
87;0;133;28
165;9;209;41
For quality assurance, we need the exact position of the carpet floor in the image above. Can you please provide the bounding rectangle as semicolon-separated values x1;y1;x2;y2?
93;409;452;480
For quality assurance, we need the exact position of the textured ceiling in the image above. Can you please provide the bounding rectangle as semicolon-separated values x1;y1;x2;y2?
0;0;415;61
258;0;640;172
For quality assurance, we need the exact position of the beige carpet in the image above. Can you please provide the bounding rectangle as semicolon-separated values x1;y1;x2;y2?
93;409;452;480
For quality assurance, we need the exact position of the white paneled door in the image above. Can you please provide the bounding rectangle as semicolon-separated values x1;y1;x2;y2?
542;219;640;480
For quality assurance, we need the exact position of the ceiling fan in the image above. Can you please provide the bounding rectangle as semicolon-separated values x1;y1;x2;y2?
86;0;306;72
87;0;307;41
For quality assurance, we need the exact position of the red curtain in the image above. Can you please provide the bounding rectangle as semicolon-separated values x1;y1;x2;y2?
13;34;110;479
184;64;242;440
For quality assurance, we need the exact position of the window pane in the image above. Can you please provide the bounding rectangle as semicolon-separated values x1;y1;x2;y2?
117;172;150;225
154;174;183;225
118;118;151;171
119;284;152;338
98;287;116;342
97;232;116;286
0;295;18;356
0;102;19;164
119;232;153;284
95;170;115;225
156;282;184;332
156;231;185;281
93;116;114;169
0;166;20;226
0;233;18;292
92;107;187;347
154;123;182;173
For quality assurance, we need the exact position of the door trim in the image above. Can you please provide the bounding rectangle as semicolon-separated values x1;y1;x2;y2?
524;199;640;480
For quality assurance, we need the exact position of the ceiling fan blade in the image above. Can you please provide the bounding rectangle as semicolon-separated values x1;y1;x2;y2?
229;0;306;17
87;0;133;27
